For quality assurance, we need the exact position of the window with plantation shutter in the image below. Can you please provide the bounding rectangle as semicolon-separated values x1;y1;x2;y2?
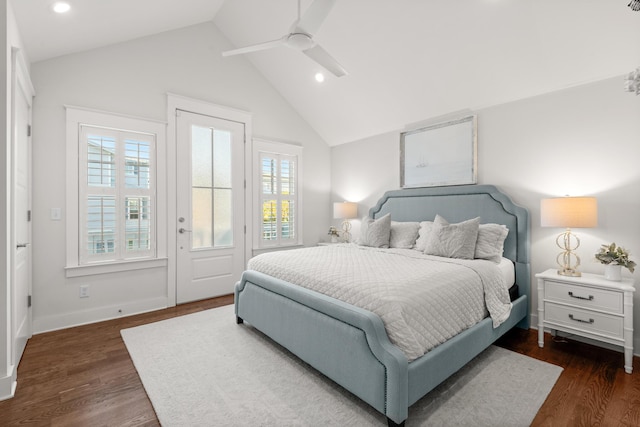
66;107;166;276
79;125;155;263
254;139;303;249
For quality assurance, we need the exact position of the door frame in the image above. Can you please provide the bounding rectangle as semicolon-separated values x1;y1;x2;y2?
166;94;252;306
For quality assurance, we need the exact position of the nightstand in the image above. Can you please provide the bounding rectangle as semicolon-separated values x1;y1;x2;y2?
536;268;635;373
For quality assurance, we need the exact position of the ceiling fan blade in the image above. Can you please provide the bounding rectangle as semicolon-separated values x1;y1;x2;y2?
303;44;348;77
293;0;337;35
222;37;286;57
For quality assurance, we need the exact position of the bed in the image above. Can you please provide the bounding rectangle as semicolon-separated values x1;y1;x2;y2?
234;185;530;426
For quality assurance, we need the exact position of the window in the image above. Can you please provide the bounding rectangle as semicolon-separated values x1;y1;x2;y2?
81;126;154;263
191;125;234;249
66;107;166;275
253;139;303;249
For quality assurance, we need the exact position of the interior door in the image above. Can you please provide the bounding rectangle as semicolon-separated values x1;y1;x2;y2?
176;110;245;303
12;52;33;364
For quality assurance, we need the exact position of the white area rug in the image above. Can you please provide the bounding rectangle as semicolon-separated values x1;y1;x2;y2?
121;305;562;426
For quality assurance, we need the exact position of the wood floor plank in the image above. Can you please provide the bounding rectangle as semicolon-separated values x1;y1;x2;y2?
1;294;639;426
604;368;640;426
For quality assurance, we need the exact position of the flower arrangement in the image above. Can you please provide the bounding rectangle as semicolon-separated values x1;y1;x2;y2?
595;243;636;273
327;226;340;237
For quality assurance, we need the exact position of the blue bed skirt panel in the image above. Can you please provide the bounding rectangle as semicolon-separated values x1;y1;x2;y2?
407;293;528;406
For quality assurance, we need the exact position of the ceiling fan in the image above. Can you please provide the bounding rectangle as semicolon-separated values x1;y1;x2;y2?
222;0;348;77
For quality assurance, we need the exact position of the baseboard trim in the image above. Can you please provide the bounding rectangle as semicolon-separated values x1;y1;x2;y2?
0;367;17;401
33;297;170;334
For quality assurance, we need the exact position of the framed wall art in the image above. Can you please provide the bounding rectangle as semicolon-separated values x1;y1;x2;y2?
400;115;477;188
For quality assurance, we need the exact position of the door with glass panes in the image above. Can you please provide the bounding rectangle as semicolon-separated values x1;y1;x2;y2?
176;110;245;303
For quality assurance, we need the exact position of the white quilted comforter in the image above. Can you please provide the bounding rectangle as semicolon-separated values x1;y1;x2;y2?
247;244;512;361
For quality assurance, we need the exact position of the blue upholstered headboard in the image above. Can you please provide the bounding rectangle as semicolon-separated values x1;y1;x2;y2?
369;185;530;311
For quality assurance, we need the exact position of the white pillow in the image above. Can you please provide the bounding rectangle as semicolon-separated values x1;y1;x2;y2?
414;221;434;251
358;213;392;248
389;221;420;249
475;223;509;263
424;215;480;259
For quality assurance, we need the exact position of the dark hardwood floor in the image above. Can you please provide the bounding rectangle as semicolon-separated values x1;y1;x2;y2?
1;295;639;426
0;295;232;427
496;327;640;427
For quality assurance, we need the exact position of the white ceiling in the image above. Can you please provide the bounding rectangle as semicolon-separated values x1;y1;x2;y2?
12;0;227;63
12;0;640;146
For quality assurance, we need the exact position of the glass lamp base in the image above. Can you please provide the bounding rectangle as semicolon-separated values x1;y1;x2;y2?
557;268;581;277
555;230;582;277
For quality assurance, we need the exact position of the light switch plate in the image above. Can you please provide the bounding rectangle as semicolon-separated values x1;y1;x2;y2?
51;208;61;220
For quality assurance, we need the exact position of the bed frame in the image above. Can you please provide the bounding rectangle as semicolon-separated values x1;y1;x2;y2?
235;185;530;426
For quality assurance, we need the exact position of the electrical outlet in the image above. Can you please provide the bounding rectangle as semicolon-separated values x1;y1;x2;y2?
79;285;90;298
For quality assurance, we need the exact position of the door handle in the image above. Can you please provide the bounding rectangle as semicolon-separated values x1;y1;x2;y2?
16;242;29;248
178;228;192;234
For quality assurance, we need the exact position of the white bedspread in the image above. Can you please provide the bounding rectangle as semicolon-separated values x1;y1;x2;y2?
247;244;512;361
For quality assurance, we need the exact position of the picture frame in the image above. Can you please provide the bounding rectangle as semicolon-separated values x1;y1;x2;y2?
400;115;477;188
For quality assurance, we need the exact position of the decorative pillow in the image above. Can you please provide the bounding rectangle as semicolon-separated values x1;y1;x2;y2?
423;215;480;259
475;223;509;263
358;213;392;248
389;221;420;249
414;221;434;251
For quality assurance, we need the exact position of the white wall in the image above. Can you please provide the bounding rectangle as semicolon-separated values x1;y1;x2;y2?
331;76;640;350
30;22;331;333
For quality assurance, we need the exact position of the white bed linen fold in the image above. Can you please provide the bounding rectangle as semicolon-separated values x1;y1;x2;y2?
247;244;512;361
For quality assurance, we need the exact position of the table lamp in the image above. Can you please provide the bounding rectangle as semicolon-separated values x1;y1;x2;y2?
333;202;358;243
541;196;598;277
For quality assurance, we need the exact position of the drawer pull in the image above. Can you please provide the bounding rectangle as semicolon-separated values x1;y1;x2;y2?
568;291;594;301
569;314;594;324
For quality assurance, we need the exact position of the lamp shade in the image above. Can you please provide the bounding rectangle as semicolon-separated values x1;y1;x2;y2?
541;197;597;228
333;202;358;219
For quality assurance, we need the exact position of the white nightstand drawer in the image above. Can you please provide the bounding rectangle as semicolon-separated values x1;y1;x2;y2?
545;280;623;314
544;302;623;339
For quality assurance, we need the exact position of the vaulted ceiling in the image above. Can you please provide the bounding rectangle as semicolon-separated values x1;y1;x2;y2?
12;0;640;146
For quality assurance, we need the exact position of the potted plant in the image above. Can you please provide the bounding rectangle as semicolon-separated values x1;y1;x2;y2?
328;226;340;243
595;243;636;281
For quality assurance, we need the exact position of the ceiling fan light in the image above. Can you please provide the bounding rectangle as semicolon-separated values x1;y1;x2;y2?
287;33;315;50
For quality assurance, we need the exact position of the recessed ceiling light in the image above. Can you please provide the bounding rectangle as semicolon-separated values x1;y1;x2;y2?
315;72;325;83
53;2;71;13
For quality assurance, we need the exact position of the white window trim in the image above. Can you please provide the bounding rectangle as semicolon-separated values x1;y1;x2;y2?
65;106;167;277
253;138;303;250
